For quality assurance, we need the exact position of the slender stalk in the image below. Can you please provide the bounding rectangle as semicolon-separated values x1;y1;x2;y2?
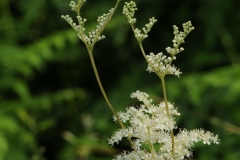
138;42;147;59
147;127;156;160
160;76;175;157
87;48;124;128
87;48;134;146
160;77;170;117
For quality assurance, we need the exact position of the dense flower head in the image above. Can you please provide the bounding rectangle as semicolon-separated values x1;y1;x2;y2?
146;52;182;77
109;91;220;160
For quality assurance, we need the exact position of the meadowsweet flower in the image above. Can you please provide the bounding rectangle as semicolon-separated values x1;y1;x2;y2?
109;91;220;159
146;52;182;77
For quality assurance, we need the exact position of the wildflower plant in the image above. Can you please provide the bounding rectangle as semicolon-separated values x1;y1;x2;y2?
62;0;220;159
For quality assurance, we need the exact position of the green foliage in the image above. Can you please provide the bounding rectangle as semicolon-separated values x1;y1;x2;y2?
0;0;240;159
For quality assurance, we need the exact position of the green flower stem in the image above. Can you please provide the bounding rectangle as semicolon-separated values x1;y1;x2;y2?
159;76;170;117
147;127;156;160
138;42;175;157
87;48;122;127
87;48;134;146
160;76;175;157
138;42;148;61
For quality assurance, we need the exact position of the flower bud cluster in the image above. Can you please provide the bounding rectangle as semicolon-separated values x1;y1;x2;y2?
109;91;220;160
69;0;86;12
61;15;85;33
123;1;157;42
134;17;157;42
122;1;137;25
166;21;194;56
61;1;114;46
97;8;114;27
146;52;182;77
183;21;195;34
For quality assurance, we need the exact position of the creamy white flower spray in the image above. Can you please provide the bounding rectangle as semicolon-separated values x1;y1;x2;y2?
61;0;220;159
108;1;220;160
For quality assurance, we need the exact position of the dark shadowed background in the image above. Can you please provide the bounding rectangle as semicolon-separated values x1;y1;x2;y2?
0;0;240;159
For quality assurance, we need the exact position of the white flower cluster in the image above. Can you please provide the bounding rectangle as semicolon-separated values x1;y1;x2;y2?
61;0;114;46
123;1;157;42
109;91;220;160
166;21;194;56
146;52;182;77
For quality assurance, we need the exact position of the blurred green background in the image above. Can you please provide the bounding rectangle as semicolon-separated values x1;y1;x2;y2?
0;0;240;159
